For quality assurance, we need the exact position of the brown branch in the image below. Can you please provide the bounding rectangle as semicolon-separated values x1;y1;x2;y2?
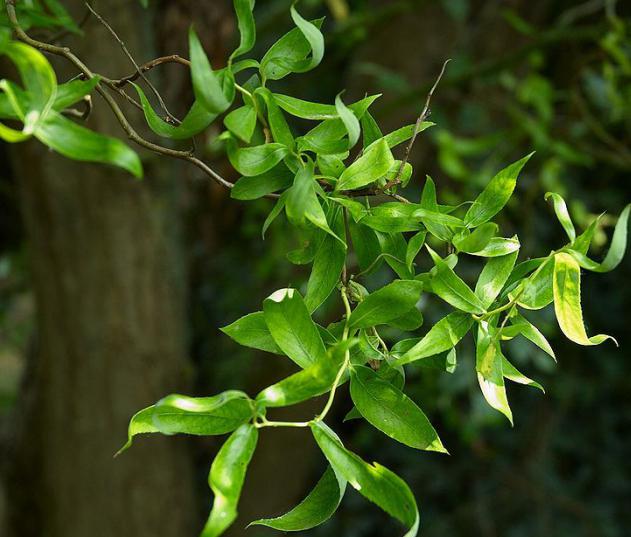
84;2;180;125
114;55;191;86
382;58;450;191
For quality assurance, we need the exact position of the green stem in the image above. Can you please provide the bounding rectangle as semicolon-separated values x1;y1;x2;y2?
315;286;353;422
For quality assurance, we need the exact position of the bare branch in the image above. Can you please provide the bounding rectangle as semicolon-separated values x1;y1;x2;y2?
383;59;450;191
84;2;180;125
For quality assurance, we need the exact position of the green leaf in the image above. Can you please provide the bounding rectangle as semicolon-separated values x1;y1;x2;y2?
464;153;533;227
305;208;347;312
115;405;158;456
453;223;497;254
361;111;383;147
361;203;424;234
335;93;360;149
395;312;473;366
255;88;295;149
567;203;630;273
311;421;420;537
350;365;447;452
256;339;355;407
572;214;602;255
231;0;256;60
336;138;394;191
53;76;100;111
420;176;452;241
468;237;520;257
366;122;434;152
221;311;282;354
545;192;575;242
189;28;232;114
349;221;382;273
427;246;487;314
501;356;544;392
553;252;616;346
134;84;217;140
503;314;555;360
262;191;287;238
284;5;324;73
388;307;424;331
260;18;325;81
3;41;56;121
263;288;327;368
273;93;380;121
34;112;142;177
475;250;519;308
513;258;554;310
375;231;414;280
349;280;424;329
227;139;289;176
475;323;513;425
231;164;293;200
406;231;427;272
201;424;258;537
224;105;257;143
153;391;254;436
250;466;346;531
318;154;346;178
391;339;457;373
286;162;338;240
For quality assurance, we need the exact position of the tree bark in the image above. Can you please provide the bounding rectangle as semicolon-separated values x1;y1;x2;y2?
3;2;196;536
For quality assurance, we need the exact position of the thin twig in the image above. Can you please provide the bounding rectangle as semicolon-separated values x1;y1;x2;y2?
84;2;180;125
115;55;191;86
383;59;450;191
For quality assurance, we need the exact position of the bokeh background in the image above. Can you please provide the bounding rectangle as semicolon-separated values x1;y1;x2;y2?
1;1;630;536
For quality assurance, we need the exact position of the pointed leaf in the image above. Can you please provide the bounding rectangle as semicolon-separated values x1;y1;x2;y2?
349;280;424;329
545;192;575;242
395;312;473;366
190;28;231;114
475;249;519;308
201;424;258;537
464;153;533;227
263;288;327;368
567;203;630;273
221;311;282;354
115;405;158;456
553;252;616;346
153;391;254;436
350;365;447;452
231;164;293;200
227;139;289;176
34;112;142;177
250;466;346;531
427;246;487;314
231;0;256;60
311;421;420;537
336;138;394;191
475;323;512;424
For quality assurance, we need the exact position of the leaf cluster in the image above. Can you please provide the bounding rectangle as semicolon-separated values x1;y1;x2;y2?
1;1;629;536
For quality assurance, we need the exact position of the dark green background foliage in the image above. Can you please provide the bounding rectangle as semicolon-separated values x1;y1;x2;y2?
1;1;630;537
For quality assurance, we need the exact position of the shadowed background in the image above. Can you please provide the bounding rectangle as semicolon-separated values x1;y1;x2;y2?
1;1;630;536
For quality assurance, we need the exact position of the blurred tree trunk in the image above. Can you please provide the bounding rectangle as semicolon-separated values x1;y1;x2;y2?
3;2;197;537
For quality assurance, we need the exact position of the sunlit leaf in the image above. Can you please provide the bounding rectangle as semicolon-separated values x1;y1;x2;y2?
201;424;258;537
553;252;616;346
395;312;473;366
464;153;533;227
263;288;328;368
350;365;447;452
153;391;254;436
311;421;420;537
250;466;346;531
